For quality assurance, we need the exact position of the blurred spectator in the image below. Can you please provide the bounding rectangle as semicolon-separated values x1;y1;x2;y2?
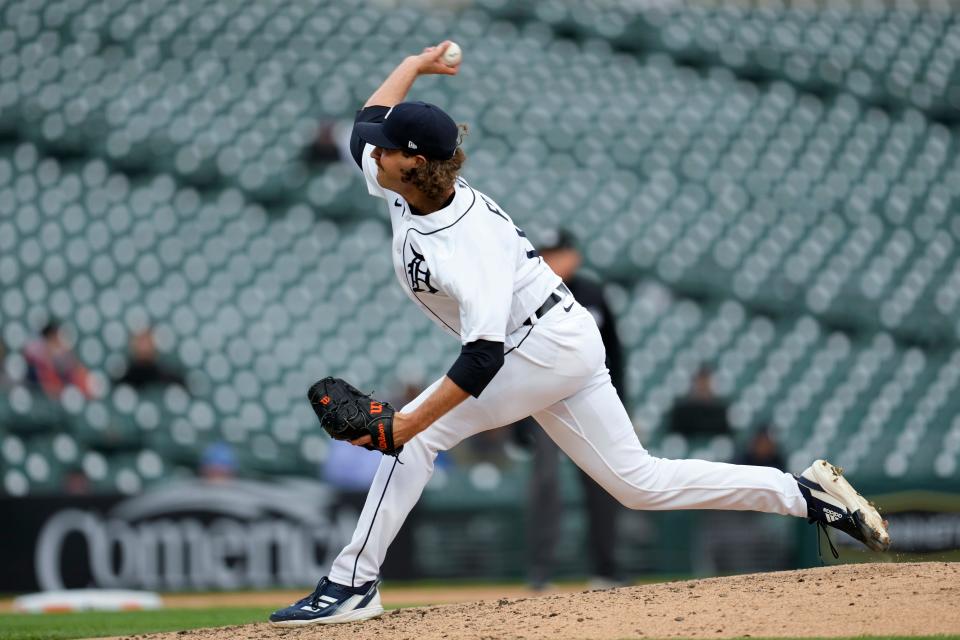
304;120;353;165
62;466;91;496
537;229;625;392
199;441;238;482
695;424;791;575
22;320;95;399
523;229;627;590
323;439;382;496
305;121;343;164
735;425;786;471
323;439;423;577
667;365;731;438
114;328;186;390
390;382;427;411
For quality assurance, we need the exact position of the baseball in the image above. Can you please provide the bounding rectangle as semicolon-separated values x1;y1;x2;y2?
442;41;462;66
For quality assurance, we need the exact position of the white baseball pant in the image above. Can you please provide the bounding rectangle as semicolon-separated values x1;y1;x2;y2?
329;302;808;587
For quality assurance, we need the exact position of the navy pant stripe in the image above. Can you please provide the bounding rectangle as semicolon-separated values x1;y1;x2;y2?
351;457;400;587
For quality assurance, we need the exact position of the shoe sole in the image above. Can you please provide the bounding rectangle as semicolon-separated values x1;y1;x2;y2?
269;605;385;627
810;459;891;552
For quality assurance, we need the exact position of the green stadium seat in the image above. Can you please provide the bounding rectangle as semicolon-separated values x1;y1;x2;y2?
2;0;960;493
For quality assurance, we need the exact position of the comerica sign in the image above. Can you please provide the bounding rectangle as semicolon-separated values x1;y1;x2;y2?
3;479;350;592
35;510;337;590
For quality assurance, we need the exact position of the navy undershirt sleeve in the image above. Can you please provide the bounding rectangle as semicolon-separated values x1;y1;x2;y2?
446;339;505;398
350;105;390;168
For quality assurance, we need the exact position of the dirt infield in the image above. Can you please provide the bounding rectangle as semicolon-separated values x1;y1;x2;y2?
158;583;588;609
116;562;959;639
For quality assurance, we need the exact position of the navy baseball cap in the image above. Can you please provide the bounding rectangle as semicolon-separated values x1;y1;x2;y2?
355;101;458;160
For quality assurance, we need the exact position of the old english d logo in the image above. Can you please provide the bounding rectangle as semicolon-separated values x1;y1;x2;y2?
406;247;438;293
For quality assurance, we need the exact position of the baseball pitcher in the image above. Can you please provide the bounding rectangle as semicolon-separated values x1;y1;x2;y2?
269;42;890;626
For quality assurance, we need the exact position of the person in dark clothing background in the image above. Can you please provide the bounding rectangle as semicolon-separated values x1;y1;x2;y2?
115;328;186;391
535;229;625;393
667;365;731;439
735;424;786;471
521;228;628;589
696;423;791;574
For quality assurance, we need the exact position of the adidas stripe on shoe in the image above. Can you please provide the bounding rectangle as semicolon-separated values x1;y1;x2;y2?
795;459;891;553
269;577;384;626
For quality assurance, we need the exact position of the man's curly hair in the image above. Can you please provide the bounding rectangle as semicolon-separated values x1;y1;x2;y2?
401;124;468;202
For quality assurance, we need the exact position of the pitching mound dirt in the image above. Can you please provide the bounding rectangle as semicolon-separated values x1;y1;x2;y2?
124;562;959;639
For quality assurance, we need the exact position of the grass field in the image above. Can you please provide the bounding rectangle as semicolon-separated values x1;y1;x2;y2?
0;607;274;640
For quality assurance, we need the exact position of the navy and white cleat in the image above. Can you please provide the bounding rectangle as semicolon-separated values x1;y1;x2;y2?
269;577;384;626
795;459;891;554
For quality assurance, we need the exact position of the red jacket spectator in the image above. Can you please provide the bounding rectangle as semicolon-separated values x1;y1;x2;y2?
23;321;95;399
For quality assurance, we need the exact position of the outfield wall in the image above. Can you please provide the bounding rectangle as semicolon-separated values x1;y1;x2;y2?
3;476;958;592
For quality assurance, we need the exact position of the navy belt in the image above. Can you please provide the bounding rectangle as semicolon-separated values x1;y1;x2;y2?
523;283;571;326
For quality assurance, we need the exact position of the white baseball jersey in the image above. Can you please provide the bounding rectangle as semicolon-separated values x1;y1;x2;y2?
359;143;561;345
328;118;809;589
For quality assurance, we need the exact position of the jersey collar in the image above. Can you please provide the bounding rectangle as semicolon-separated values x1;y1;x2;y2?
409;190;455;216
404;180;475;233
